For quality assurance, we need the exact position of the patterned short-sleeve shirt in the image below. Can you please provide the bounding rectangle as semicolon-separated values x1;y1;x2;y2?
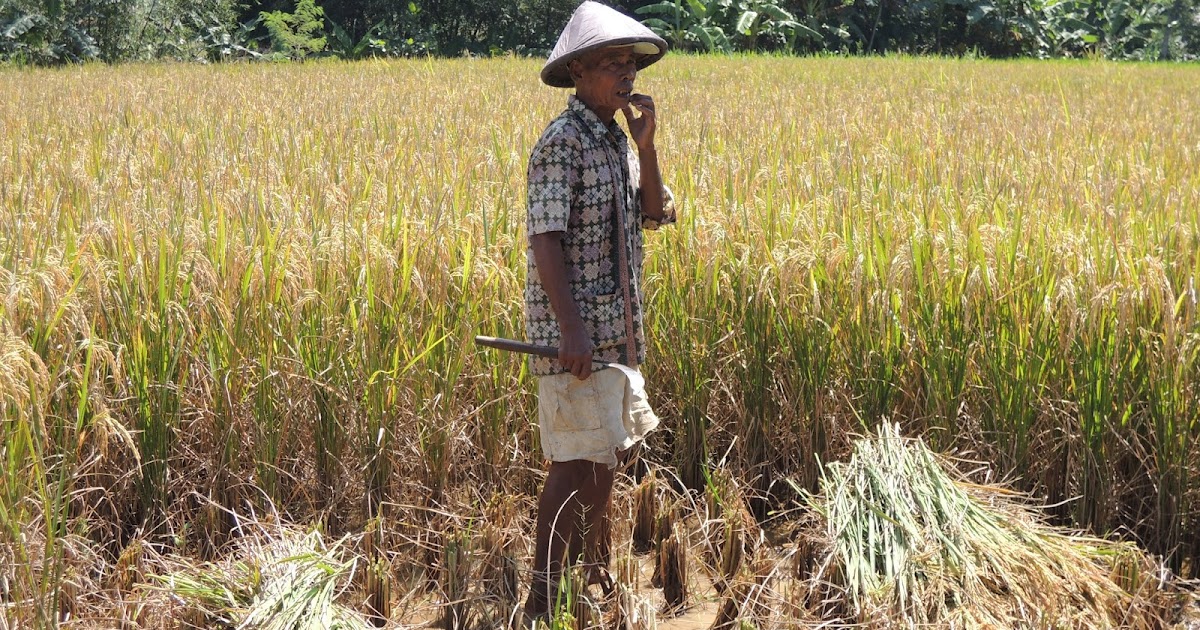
525;95;675;376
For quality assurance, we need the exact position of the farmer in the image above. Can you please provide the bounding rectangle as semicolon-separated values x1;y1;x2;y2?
523;0;674;621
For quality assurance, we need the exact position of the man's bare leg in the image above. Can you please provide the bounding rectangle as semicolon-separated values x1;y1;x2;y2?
524;460;616;617
525;460;586;618
582;463;615;594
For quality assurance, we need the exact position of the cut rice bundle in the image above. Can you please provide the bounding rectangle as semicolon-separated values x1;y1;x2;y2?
154;528;370;630
807;423;1182;628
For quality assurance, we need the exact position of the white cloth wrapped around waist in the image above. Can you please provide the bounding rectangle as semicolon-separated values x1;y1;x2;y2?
537;363;659;468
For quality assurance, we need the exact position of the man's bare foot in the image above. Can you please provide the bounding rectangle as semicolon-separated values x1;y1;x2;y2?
586;564;615;598
523;572;552;625
517;607;546;630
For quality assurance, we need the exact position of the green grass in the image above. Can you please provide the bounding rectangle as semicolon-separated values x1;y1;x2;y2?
1;55;1198;625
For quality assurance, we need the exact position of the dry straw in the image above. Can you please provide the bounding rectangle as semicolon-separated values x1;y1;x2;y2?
806;423;1185;628
154;526;369;629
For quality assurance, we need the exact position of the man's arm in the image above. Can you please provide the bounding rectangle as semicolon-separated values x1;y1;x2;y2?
638;146;667;222
623;93;671;223
530;232;594;380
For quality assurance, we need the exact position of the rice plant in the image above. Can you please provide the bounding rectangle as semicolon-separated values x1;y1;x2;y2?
1;55;1198;626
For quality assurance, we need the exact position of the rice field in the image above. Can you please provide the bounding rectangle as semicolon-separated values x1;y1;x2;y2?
2;55;1199;627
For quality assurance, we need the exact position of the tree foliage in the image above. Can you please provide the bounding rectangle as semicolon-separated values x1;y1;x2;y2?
1;0;1197;65
260;0;325;59
637;0;818;51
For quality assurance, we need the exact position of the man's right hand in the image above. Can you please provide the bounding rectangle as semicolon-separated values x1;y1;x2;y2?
559;324;594;380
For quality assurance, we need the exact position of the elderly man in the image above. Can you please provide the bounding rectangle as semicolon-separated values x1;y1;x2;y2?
523;0;675;621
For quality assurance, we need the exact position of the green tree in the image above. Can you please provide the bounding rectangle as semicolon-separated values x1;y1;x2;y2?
4;0;1199;64
1097;0;1199;60
135;0;254;61
260;0;326;59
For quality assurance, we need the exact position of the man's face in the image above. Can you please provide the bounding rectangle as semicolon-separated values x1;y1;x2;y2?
570;46;638;115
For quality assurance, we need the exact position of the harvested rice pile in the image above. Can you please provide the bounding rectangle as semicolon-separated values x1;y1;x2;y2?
805;423;1185;628
154;528;370;630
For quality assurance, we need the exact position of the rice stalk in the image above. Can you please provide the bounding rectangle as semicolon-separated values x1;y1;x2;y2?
154;527;369;630
363;556;390;628
612;554;655;630
658;520;688;613
478;494;520;608
631;474;658;554
710;558;772;630
807;423;1182;628
441;526;471;630
700;467;759;596
361;516;389;627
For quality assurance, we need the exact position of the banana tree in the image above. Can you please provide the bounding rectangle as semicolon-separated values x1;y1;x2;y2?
733;0;821;50
636;0;733;52
0;7;100;64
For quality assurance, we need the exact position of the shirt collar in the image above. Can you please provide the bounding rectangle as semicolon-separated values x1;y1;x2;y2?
568;95;626;145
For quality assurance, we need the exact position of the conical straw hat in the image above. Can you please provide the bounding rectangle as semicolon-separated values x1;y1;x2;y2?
541;1;668;88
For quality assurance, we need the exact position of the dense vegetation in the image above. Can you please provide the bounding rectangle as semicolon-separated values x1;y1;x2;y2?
1;0;1198;64
2;56;1198;626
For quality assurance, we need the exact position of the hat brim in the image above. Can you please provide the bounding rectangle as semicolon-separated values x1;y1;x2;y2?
540;39;667;88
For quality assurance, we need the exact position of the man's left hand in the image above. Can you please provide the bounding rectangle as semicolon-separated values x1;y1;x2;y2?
622;93;656;151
